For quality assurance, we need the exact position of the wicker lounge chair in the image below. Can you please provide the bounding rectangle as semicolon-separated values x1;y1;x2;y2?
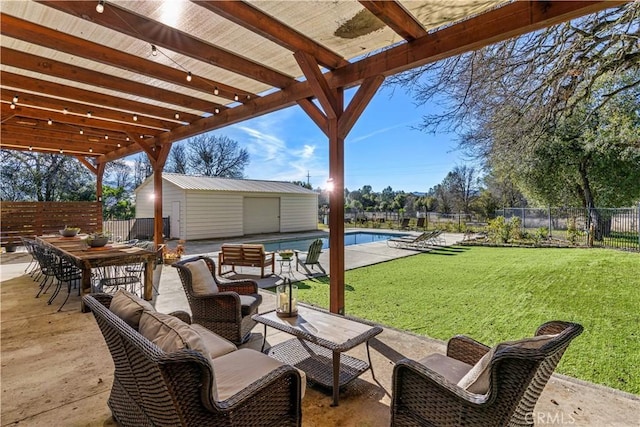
391;320;583;426
294;238;325;274
173;256;262;345
84;293;302;427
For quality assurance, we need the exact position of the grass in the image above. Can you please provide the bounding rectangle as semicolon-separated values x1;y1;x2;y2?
293;246;640;395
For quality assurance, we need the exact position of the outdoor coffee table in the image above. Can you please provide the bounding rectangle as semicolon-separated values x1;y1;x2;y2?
253;305;383;406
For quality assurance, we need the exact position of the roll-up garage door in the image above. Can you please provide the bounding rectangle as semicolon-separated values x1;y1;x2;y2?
243;197;280;234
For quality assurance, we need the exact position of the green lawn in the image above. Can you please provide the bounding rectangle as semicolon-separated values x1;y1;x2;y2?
293;246;640;394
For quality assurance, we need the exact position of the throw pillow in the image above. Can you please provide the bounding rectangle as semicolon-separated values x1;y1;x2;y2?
109;289;155;329
139;311;213;365
185;259;218;294
457;334;558;394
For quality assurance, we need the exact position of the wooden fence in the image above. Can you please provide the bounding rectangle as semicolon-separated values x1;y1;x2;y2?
1;201;102;246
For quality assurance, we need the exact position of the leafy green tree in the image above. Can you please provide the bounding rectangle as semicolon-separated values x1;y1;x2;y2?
102;185;134;219
0;151;94;201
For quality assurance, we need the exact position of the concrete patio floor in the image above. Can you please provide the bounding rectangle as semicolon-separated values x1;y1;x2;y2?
2;231;639;426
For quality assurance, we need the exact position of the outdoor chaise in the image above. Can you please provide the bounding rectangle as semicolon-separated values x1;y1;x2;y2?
174;256;262;345
391;320;583;426
84;291;302;426
386;230;445;249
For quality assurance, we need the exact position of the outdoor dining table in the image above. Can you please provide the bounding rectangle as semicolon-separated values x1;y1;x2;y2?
36;235;156;311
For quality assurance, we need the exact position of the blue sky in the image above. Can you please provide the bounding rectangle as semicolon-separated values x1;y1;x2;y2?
210;84;465;193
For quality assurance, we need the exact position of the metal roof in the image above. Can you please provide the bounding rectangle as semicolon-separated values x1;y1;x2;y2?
160;173;318;195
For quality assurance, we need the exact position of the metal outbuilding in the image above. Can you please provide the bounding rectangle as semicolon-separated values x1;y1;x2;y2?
135;173;318;240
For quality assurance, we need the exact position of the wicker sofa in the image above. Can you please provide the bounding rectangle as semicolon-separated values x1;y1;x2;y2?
84;292;302;426
218;244;275;278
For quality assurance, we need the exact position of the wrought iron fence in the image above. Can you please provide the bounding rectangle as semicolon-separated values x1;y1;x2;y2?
103;217;170;242
496;206;640;252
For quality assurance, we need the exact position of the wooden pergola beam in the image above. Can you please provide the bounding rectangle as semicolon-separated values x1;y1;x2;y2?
2;47;221;114
0;14;256;104
1;71;201;124
359;0;428;41
294;51;340;119
38;0;296;89
1;90;174;131
192;0;349;70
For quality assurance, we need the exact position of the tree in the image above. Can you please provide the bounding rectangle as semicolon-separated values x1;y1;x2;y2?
389;3;639;208
188;135;249;178
0;151;94;201
166;144;189;174
290;180;312;189
102;185;134;219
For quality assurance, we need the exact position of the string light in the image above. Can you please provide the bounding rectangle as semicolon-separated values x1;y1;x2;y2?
89;147;93;153
174;113;180;119
59;149;64;154
87;111;92;118
234;94;239;101
214;108;220;114
10;103;16;109
96;0;105;13
214;87;219;95
104;135;108;139
186;71;192;82
151;45;157;56
47;119;52;125
63;108;68;114
79;129;84;134
133;114;138;121
126;137;130;141
117;143;121;148
29;146;33;151
12;95;18;103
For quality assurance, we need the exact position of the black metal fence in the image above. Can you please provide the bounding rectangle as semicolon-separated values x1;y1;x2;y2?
496;206;640;251
103;217;170;241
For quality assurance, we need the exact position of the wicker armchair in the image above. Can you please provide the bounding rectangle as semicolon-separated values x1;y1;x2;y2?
84;293;302;427
391;321;583;426
173;256;262;345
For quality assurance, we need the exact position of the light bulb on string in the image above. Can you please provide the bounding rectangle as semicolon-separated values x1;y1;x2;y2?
13;95;18;103
47;119;53;125
214;87;219;95
186;71;192;82
133;114;138;121
151;45;157;56
96;0;104;13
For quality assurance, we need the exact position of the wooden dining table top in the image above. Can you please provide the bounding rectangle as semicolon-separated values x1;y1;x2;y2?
36;234;156;266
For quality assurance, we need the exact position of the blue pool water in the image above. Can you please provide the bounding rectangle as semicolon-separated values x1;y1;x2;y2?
262;231;406;252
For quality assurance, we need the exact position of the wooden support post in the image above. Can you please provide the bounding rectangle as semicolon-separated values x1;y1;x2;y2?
294;50;383;315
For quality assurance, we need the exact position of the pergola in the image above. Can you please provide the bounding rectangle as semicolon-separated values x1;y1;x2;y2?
0;0;620;313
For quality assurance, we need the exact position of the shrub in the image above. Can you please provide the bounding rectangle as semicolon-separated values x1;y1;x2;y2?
488;216;510;243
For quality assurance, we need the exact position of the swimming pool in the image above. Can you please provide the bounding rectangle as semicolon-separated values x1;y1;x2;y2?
261;231;406;252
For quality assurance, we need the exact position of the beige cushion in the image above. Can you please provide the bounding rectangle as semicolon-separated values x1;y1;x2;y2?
212;348;306;401
458;334;558;394
190;324;237;359
185;259;218;294
418;353;472;384
139;311;212;364
109;289;155;329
